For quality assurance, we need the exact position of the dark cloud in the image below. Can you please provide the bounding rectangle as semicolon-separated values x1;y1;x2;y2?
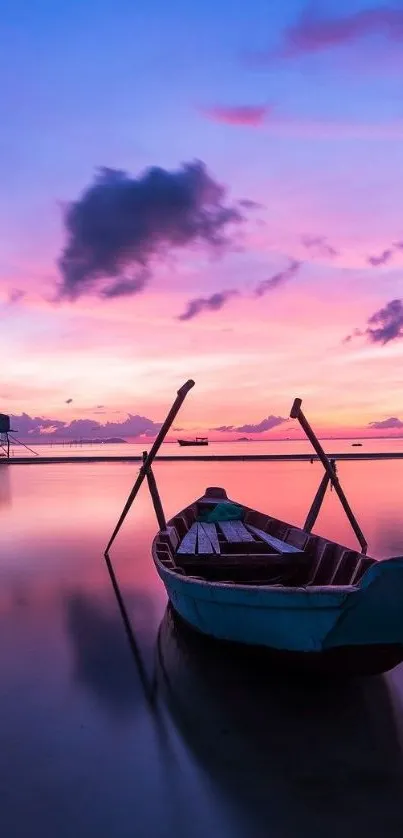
254;260;301;297
214;416;287;433
369;417;403;430
302;235;338;258
367;249;393;267
178;289;238;321
346;299;403;345
65;398;73;404
9;412;163;441
267;7;403;61
58;161;243;300
96;405;105;409
202;105;270;126
366;299;403;344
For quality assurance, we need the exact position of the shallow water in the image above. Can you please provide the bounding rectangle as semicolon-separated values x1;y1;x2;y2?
1;460;403;837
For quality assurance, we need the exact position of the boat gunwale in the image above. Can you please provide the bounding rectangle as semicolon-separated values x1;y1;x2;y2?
152;490;374;596
152;533;361;599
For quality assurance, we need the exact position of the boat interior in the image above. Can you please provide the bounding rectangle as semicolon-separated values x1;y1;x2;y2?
154;487;376;588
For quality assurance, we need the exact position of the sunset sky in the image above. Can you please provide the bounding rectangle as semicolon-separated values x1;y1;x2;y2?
2;0;403;439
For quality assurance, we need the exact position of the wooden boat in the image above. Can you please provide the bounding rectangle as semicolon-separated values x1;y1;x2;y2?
106;382;403;676
152;487;403;675
178;437;208;446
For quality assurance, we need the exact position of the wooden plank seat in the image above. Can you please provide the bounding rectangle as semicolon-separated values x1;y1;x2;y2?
217;521;255;543
176;521;306;559
196;525;215;554
245;524;303;554
176;523;198;554
175;520;308;583
198;522;220;553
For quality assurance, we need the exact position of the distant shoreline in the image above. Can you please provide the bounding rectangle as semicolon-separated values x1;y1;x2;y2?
10;434;403;446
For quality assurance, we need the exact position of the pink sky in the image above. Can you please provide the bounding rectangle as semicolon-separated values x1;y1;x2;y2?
2;255;403;439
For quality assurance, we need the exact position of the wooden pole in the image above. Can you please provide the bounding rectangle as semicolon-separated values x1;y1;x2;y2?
105;379;195;553
304;459;336;532
290;398;367;554
142;451;166;531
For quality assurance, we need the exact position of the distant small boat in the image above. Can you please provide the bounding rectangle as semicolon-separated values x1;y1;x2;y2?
178;437;208;447
352;443;363;447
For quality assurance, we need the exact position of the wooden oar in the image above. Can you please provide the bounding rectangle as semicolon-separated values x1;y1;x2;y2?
291;398;368;554
105;379;195;553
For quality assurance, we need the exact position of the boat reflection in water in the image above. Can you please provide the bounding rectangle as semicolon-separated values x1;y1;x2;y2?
156;605;403;837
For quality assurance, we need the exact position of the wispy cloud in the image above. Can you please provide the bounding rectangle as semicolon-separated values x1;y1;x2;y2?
367;249;394;267
302;235;338;258
7;288;26;304
58;161;243;301
100;274;149;299
238;198;264;210
254;260;301;297
345;299;403;345
201;105;270;126
214;416;287;433
201;102;403;140
266;7;403;61
177;255;301;322
368;417;403;430
178;289;238;321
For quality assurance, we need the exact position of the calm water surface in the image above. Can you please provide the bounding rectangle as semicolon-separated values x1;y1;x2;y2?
1;460;403;837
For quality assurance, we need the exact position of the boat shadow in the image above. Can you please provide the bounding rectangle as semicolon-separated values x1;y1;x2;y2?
156;605;403;838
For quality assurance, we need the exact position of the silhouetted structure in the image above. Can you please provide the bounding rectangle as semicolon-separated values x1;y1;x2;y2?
0;414;38;460
0;414;13;458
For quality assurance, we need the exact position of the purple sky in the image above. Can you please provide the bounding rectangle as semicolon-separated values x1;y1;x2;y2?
2;1;403;437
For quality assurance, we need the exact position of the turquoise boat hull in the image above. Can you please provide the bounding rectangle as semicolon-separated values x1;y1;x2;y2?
154;557;403;650
152;490;403;674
